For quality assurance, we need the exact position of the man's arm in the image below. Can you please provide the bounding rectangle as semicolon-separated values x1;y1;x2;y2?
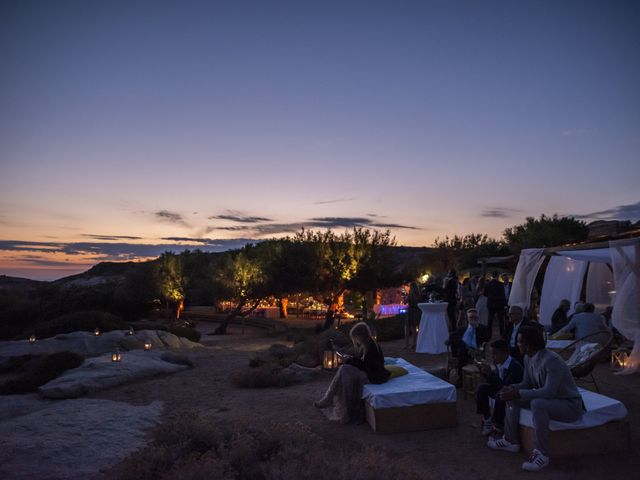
518;356;566;400
556;317;576;335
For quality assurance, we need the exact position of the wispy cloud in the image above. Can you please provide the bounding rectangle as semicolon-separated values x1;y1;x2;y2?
208;210;272;223
312;197;356;205
481;208;522;219
155;210;191;228
82;234;143;241
0;239;256;260
572;201;640;222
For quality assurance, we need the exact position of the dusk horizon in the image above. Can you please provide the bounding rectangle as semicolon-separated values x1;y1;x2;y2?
2;0;639;280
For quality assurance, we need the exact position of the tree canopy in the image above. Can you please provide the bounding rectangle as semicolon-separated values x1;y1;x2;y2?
503;214;589;251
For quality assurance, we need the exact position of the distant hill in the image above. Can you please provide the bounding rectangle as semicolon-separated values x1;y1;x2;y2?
0;275;46;290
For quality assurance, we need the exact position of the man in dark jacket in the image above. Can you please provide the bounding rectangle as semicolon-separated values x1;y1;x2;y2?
503;305;541;363
550;299;570;334
476;339;524;436
484;271;507;336
447;308;491;382
443;269;459;331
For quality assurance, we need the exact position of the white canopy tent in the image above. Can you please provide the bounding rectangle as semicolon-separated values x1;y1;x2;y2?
509;238;640;373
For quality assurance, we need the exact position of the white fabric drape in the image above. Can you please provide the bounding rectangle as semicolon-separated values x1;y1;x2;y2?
610;238;640;374
509;248;545;310
539;256;588;326
586;262;614;311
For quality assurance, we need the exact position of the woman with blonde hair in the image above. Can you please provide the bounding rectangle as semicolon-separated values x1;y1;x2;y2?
314;322;390;423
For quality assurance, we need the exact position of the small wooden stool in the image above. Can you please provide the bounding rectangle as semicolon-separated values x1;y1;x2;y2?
461;364;483;400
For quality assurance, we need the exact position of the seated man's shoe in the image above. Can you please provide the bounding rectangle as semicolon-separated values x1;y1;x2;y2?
313;397;332;409
487;436;520;453
522;449;549;472
481;419;494;436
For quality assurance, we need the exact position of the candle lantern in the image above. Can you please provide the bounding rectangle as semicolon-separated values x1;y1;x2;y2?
415;324;420;335
111;352;122;362
322;349;343;371
94;327;101;336
611;349;629;370
144;342;152;351
128;327;135;336
28;334;36;344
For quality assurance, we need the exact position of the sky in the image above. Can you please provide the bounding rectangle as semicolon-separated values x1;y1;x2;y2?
1;0;639;281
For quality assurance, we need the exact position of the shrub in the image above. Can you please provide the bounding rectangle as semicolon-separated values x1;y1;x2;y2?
0;351;84;394
104;412;427;480
30;310;126;339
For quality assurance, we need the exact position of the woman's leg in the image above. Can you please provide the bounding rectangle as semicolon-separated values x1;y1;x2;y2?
314;365;343;408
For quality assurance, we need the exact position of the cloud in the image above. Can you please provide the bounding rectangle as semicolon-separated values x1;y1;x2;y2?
481;208;523;219
208;210;272;223
155;210;191;228
82;234;143;241
307;217;418;230
312;197;356;205
572;201;640;222
0;239;257;261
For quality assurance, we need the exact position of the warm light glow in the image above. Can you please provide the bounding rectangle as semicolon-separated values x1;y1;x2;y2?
94;328;101;336
28;334;36;343
419;273;430;283
128;327;134;335
611;349;629;370
144;342;152;350
111;352;121;362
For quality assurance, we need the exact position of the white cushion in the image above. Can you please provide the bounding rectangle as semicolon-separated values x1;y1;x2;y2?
362;357;456;409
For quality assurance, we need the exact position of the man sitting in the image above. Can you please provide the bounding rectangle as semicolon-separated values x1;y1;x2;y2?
488;326;583;472
502;305;539;363
553;302;610;343
476;339;523;437
447;308;490;384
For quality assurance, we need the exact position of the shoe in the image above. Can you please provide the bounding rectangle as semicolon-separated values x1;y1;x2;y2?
487;436;520;453
481;419;494;436
313;397;331;409
522;449;549;472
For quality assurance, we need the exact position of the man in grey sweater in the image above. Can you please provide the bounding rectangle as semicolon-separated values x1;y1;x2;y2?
554;302;610;343
487;326;583;472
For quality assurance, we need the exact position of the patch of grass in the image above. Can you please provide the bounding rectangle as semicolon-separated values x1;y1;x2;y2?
0;351;84;394
30;310;126;339
104;412;426;480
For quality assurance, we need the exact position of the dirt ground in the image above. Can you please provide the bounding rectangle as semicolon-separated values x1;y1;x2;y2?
90;322;640;479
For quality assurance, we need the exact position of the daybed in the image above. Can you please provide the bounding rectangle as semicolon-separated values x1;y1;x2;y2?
362;357;457;433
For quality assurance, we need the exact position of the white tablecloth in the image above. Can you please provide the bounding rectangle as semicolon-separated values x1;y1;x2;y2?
415;302;449;354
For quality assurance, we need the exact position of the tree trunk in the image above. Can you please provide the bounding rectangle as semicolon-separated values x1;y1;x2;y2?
322;291;344;330
279;297;288;319
212;298;261;335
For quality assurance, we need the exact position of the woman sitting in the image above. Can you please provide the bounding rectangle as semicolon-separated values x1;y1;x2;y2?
314;322;390;423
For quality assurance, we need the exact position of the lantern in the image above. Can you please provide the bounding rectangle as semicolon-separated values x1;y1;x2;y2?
415;324;420;335
144;342;152;351
111;352;121;362
611;349;629;370
94;328;101;336
28;334;36;344
128;327;135;336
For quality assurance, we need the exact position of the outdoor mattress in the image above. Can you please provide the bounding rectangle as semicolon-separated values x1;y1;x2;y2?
519;387;628;430
362;357;456;409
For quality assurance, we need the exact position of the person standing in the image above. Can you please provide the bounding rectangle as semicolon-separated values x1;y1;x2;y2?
485;271;507;337
404;281;422;350
488;326;583;472
550;299;570;334
443;269;459;331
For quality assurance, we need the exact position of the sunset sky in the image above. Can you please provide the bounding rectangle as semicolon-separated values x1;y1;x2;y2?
1;0;639;280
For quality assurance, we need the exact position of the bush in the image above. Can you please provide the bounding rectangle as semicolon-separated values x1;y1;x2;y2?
0;351;84;394
30;310;126;339
133;322;201;343
104;412;427;480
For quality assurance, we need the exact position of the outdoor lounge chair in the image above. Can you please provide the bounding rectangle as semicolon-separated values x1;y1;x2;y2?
556;330;614;393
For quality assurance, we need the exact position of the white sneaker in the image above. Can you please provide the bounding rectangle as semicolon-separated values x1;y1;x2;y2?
487;436;520;453
481;419;494;436
522;449;549;472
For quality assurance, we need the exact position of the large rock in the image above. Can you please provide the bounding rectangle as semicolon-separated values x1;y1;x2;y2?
39;350;190;398
0;329;202;361
0;398;163;480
